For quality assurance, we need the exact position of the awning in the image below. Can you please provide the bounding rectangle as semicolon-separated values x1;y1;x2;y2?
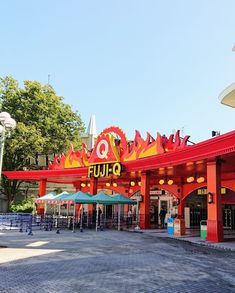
89;192;117;204
62;191;92;204
112;194;136;204
46;192;70;204
34;192;56;204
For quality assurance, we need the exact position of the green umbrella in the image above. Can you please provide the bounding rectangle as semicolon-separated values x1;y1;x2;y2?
34;192;56;204
89;192;117;204
112;194;137;204
46;192;70;204
71;192;92;204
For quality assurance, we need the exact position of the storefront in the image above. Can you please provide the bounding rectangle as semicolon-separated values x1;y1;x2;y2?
4;126;235;242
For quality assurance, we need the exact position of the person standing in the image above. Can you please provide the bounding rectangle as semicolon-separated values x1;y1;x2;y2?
127;209;132;226
159;207;167;228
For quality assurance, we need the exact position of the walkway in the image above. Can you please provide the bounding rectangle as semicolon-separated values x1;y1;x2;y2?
0;228;234;293
138;228;235;252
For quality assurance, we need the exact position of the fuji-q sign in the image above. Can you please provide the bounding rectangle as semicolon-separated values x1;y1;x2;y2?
88;134;122;178
88;162;121;178
96;139;109;159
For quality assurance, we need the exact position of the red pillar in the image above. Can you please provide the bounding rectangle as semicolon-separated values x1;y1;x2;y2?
39;179;47;196
206;160;224;242
73;182;81;217
74;182;81;191
139;171;150;229
89;178;98;195
37;179;47;215
89;178;98;215
177;199;186;219
176;185;185;219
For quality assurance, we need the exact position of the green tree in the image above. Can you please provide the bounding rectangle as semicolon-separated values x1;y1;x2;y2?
0;76;85;209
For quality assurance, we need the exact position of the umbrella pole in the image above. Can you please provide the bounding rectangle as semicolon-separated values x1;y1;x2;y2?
118;204;121;231
96;204;99;232
135;199;140;230
104;205;106;227
80;204;83;232
44;202;47;231
73;203;76;233
87;204;90;228
44;202;47;217
87;205;89;228
67;203;69;228
55;203;61;234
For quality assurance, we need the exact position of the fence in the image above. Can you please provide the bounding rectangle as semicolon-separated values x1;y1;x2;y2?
0;213;33;235
0;212;138;234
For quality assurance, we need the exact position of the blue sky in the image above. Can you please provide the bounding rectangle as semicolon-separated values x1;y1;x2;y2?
1;0;235;142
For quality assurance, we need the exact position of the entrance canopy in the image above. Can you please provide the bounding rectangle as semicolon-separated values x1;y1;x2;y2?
4;128;235;187
4;125;235;243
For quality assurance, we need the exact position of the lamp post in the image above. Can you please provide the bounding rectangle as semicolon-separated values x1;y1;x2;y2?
0;112;16;182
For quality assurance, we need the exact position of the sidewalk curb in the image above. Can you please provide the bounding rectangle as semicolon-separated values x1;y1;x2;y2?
125;229;235;252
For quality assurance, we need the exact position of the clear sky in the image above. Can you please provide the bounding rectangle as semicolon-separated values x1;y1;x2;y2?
1;0;235;143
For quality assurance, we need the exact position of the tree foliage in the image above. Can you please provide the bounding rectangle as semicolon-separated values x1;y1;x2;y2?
0;76;85;208
9;198;35;213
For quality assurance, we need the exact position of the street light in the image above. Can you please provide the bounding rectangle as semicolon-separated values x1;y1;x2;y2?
0;112;16;182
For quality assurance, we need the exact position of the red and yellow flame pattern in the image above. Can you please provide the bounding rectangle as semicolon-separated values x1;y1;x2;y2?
49;127;189;170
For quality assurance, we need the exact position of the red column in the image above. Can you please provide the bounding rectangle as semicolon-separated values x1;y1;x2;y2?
206;160;224;242
177;199;186;219
89;178;98;215
176;184;185;218
37;179;47;215
74;182;81;191
89;178;98;195
73;182;81;217
39;179;47;196
139;171;150;229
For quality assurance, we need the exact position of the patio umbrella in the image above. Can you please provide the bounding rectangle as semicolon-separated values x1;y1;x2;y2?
89;192;117;204
112;194;137;204
34;192;57;219
46;192;70;204
111;194;136;231
88;193;117;231
63;191;92;232
34;192;56;204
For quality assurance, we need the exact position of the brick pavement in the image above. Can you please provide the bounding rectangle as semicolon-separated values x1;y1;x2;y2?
0;229;234;293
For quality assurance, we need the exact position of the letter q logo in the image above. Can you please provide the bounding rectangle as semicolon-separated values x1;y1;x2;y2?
96;139;109;159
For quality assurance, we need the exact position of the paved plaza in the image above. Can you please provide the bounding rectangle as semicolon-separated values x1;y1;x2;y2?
0;228;235;293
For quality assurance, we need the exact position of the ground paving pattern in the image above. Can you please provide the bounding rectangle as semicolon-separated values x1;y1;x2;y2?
0;229;235;293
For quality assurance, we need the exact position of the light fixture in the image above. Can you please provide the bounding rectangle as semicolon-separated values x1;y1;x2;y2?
186;176;195;183
130;181;135;187
106;182;111;187
197;177;205;183
87;183;91;187
81;183;86;187
167;179;173;185
208;192;213;204
159;179;165;185
0;112;17;181
112;182;117;187
138;181;141;186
